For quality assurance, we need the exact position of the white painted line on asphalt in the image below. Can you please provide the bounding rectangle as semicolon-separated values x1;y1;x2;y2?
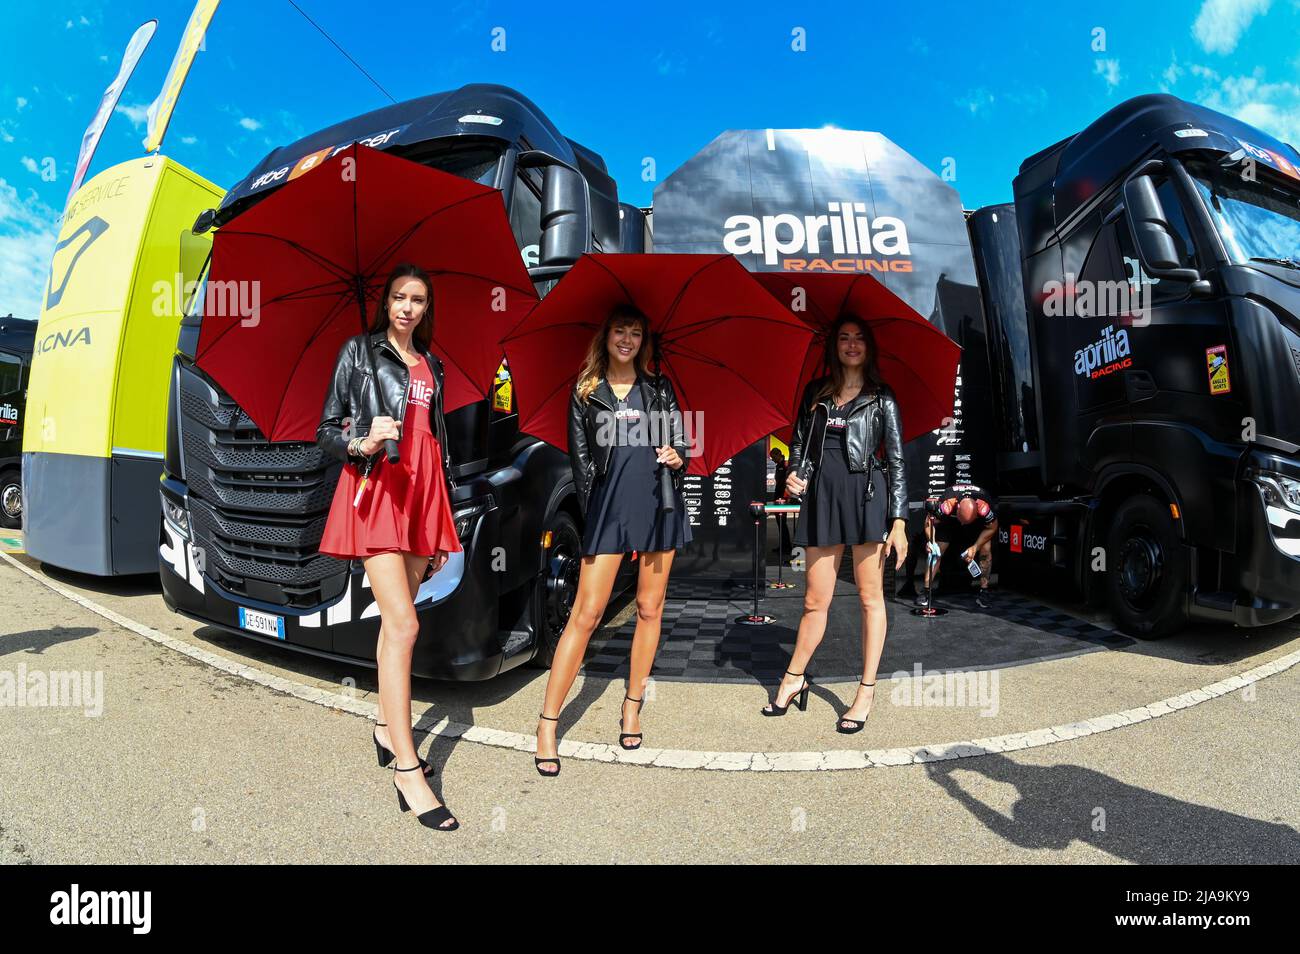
6;550;1298;773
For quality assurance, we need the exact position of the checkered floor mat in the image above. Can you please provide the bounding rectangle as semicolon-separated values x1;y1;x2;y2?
580;569;1128;683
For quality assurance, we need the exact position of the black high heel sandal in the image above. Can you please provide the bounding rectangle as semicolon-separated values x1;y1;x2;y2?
535;712;561;777
761;670;811;716
618;695;645;750
393;765;458;831
372;722;434;776
836;681;876;734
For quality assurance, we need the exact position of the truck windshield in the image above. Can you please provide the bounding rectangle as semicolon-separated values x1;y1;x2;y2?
1190;162;1300;268
413;142;502;187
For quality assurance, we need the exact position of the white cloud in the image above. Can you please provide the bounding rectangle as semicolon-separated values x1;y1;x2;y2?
20;157;39;175
1094;58;1122;89
114;102;150;130
958;88;995;115
0;126;13;144
238;116;262;131
1193;0;1271;54
180;135;197;145
1194;69;1300;143
1161;57;1184;91
15;97;27;111
0;178;59;319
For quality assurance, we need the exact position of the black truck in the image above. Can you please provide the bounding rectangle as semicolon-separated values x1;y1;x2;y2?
0;316;35;530
970;93;1300;636
648;94;1300;637
159;84;646;678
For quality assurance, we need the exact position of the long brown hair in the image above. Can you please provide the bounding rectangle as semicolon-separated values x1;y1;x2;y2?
368;263;434;353
576;302;653;402
810;314;884;406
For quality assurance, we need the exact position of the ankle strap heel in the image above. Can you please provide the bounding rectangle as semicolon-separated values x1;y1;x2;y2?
535;713;561;777
619;695;646;750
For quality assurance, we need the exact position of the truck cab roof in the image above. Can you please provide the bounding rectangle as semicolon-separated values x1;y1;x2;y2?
1014;93;1300;254
0;318;35;356
218;83;606;226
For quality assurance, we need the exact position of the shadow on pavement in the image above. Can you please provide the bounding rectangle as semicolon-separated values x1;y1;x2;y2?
926;752;1300;863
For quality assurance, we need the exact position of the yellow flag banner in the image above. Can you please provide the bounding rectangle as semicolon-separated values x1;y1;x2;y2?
142;0;221;153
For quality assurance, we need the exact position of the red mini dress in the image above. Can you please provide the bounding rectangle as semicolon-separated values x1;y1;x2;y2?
318;358;463;560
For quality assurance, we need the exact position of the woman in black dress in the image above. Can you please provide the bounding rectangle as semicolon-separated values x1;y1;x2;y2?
533;304;691;775
762;315;908;733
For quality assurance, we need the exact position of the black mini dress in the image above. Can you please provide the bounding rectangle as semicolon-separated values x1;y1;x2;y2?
794;398;889;548
581;381;694;556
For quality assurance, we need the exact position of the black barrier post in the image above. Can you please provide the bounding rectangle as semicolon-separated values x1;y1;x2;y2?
768;502;799;590
737;501;775;625
910;542;949;618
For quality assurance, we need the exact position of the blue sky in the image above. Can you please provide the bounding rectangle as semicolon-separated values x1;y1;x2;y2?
2;0;1299;317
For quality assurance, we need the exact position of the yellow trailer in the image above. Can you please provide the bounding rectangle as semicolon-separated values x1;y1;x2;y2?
23;155;222;575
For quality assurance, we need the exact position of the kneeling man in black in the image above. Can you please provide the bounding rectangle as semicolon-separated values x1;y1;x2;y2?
920;483;998;608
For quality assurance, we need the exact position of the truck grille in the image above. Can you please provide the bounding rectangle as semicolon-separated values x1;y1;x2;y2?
177;363;348;608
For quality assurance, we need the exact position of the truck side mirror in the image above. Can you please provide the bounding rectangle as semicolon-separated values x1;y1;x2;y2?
538;163;589;268
191;208;217;236
1122;174;1201;283
516;150;591;276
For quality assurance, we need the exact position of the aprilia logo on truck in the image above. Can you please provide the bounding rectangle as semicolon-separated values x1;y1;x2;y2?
1074;324;1132;379
723;202;911;270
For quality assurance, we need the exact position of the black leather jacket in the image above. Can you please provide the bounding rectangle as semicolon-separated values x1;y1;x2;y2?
568;373;689;514
787;377;908;522
316;330;453;488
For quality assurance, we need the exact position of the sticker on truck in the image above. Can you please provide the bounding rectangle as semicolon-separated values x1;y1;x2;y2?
1206;344;1231;395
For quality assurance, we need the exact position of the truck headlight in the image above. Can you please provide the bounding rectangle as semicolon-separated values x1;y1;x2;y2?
1253;472;1300;513
161;493;190;536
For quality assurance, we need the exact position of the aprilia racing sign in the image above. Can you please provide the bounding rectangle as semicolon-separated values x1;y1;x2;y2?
723;202;912;273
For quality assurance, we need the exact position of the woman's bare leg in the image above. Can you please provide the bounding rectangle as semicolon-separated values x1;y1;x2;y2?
373;556;429;753
622;549;676;739
842;541;887;726
367;551;453;826
763;545;842;711
534;552;624;772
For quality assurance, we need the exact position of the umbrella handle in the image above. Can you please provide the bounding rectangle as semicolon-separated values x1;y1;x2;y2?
788;459;812;503
652;341;676;513
359;327;401;465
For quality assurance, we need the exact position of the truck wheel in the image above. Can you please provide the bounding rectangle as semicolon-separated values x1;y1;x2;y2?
1105;495;1189;639
0;469;20;530
529;511;581;668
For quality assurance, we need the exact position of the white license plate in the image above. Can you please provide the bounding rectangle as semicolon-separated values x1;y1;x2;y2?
238;607;285;640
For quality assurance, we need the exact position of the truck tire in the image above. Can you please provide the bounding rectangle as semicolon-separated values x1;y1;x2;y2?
529;510;581;669
0;468;20;530
1105;494;1189;639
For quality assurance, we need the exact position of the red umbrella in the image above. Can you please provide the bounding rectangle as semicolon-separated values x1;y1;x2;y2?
195;142;537;444
502;253;815;477
752;272;961;444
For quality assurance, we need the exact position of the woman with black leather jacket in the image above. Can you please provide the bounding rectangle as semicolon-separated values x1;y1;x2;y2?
762;315;908;734
533;303;691;776
317;263;461;832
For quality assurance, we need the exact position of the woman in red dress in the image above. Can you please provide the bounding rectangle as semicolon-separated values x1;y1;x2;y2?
316;263;462;832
